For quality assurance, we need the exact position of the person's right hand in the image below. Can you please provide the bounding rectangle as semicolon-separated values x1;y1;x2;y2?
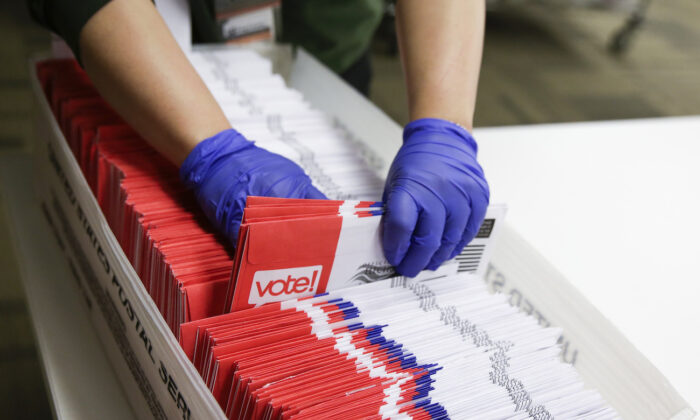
180;129;326;244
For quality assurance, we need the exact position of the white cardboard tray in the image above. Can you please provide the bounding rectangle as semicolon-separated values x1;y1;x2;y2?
28;46;693;419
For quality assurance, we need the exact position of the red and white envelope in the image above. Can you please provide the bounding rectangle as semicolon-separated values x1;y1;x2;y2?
227;197;504;312
37;59;235;336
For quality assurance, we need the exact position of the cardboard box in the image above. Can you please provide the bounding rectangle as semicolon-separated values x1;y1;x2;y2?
30;45;694;419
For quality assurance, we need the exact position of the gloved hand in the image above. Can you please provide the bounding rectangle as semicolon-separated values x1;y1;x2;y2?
382;118;490;277
180;128;326;244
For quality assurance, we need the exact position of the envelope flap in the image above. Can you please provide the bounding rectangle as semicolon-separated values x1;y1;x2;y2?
246;215;343;264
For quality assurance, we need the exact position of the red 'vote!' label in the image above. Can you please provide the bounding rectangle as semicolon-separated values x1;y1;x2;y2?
255;271;319;296
249;265;323;305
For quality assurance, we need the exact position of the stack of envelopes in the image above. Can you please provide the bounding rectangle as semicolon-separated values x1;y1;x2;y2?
182;269;617;419
37;59;233;334
226;197;500;312
36;53;617;419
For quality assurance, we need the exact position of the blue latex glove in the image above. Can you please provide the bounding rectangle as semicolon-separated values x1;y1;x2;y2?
382;118;490;277
180;128;326;244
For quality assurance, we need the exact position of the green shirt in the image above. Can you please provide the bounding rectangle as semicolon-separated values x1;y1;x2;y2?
279;0;383;73
28;0;383;74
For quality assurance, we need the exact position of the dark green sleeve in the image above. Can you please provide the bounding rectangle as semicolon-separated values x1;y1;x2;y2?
280;0;383;74
27;0;111;61
191;0;223;44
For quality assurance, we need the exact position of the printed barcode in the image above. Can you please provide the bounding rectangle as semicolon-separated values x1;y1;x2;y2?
456;244;486;272
476;218;496;238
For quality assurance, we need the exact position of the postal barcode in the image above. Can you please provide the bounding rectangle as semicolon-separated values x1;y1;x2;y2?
456;244;486;272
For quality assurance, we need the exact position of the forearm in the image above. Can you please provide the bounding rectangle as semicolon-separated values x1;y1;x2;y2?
80;0;230;165
395;0;485;130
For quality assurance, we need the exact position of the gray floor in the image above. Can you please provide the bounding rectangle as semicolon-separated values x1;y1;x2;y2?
371;1;700;126
1;1;699;418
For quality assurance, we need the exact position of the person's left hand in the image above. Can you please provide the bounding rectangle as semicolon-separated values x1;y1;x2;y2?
381;118;490;277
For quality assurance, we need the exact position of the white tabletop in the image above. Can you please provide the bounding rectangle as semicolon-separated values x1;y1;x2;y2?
0;153;135;419
475;116;700;411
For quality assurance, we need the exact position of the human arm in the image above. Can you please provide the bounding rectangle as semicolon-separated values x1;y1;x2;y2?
382;1;489;276
395;0;484;130
79;0;229;165
30;0;324;243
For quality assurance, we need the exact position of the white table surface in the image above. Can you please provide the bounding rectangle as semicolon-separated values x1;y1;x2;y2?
0;153;135;419
475;116;700;412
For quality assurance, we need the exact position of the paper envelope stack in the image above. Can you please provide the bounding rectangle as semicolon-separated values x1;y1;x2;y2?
181;269;616;419
29;46;693;420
